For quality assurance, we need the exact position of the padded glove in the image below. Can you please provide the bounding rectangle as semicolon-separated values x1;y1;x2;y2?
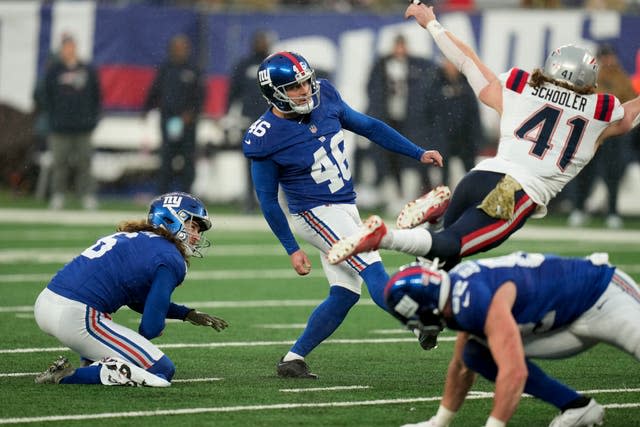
185;310;228;332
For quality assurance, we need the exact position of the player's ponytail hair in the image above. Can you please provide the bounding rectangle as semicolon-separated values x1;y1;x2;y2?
529;68;596;95
117;220;189;264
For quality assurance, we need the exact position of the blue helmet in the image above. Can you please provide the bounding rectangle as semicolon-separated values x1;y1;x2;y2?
384;261;451;333
257;51;320;114
148;192;212;257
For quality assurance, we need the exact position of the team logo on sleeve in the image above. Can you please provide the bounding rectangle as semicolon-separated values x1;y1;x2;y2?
162;196;183;208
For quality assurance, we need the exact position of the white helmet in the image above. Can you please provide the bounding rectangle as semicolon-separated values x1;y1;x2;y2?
543;44;598;88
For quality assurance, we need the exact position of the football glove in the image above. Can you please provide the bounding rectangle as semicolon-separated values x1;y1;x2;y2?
185;310;228;332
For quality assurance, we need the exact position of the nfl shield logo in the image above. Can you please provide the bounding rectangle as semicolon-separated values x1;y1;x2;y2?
309;124;317;134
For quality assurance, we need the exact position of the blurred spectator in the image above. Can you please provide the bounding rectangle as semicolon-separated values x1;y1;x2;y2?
567;43;637;229
632;49;640;94
144;34;205;194
521;0;561;7
436;58;484;186
226;30;273;213
362;34;444;213
43;33;101;210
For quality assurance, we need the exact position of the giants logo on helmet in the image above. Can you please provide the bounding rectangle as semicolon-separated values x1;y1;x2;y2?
162;196;182;208
258;69;271;86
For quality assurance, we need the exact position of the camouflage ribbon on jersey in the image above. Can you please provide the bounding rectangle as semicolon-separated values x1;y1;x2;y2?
477;175;523;220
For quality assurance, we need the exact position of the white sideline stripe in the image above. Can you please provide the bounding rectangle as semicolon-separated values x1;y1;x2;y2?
0;299;376;313
280;385;370;393
0;390;638;425
0;337;457;354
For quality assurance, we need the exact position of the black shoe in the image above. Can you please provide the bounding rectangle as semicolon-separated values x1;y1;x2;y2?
276;358;318;379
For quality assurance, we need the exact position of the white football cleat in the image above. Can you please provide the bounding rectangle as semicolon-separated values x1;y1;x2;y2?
400;418;440;427
96;357;171;387
396;186;451;229
548;398;604;427
327;215;387;265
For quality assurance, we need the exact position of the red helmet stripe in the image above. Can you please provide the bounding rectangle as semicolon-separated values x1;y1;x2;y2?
279;51;305;73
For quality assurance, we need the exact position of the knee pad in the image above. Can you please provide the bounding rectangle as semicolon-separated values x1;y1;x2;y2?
148;355;176;382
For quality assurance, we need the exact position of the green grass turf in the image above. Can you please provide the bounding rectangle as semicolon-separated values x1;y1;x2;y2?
0;217;639;426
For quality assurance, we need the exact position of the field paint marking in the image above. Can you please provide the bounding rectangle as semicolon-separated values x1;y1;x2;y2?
280;385;370;393
0;299;378;313
0;389;638;425
3;263;640;284
0;372;39;378
0;245;285;263
0;372;223;384
2;208;640;242
0;337;458;354
172;377;223;383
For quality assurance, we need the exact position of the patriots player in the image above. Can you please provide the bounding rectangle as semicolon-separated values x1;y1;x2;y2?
328;2;640;271
33;192;228;386
385;252;640;427
244;51;443;378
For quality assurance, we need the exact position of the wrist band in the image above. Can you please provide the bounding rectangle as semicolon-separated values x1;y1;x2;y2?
426;20;446;38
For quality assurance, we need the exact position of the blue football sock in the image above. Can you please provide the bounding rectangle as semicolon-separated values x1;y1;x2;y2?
360;261;389;311
291;285;359;357
59;365;102;384
463;338;579;409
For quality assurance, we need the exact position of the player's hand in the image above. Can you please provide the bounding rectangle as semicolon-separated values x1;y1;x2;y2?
185;310;229;331
291;249;312;276
405;1;436;29
421;150;444;167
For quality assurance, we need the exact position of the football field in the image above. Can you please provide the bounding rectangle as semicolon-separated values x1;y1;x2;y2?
1;209;639;426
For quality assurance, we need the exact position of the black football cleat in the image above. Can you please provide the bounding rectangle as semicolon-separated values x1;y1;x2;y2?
276;358;318;379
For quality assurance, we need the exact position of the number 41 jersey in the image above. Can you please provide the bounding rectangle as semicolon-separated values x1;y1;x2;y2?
474;68;624;213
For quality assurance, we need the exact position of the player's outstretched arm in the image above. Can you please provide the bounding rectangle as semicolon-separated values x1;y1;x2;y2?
405;2;502;113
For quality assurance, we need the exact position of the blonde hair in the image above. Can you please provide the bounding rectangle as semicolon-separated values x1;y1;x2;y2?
529;68;596;95
116;219;189;264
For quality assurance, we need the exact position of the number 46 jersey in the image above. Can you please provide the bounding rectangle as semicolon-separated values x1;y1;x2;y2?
474;68;624;214
242;79;356;213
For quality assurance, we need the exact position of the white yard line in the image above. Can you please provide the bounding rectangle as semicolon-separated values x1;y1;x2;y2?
0;337;458;354
0;299;376;314
0;389;637;424
2;207;640;241
280;385;370;393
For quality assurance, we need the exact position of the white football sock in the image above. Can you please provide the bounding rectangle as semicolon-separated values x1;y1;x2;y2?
283;352;304;362
380;228;433;256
